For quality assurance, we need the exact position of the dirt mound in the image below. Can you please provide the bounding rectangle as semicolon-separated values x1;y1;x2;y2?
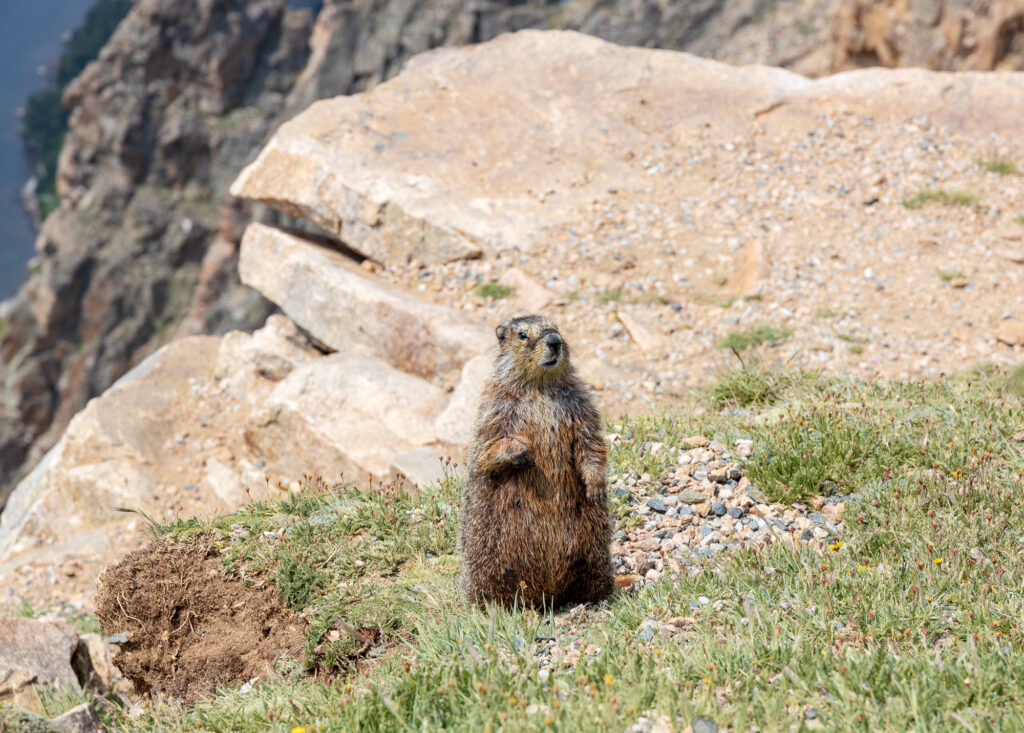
94;540;304;703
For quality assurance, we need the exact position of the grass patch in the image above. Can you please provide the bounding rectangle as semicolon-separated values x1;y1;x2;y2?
96;369;1024;732
937;269;966;282
718;325;792;356
709;365;817;408
1015;215;1024;227
815;308;836;319
475;282;513;299
977;156;1019;175
836;332;869;344
902;189;981;210
597;288;625;304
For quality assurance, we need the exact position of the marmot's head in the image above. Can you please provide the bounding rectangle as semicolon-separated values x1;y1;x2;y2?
494;315;569;383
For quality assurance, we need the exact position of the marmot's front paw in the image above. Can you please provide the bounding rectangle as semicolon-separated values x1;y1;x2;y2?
586;477;607;504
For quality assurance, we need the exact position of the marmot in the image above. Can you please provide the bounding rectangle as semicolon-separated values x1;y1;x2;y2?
459;315;615;609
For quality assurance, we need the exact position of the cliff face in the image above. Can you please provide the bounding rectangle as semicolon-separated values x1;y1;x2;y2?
1;0;1022;507
0;0;315;504
832;0;1024;72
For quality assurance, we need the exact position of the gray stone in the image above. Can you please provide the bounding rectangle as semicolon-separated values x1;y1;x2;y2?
711;502;727;516
692;718;718;733
0;618;82;709
647;496;668;513
390;447;451;490
727;507;744;519
50;704;100;733
677;489;706;504
745;486;768;503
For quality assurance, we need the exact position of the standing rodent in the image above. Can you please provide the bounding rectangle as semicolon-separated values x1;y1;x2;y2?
459;315;615;609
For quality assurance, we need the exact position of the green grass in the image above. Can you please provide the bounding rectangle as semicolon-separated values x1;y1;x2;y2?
708;365;817;408
90;368;1024;732
938;269;966;282
597;289;625;304
718;325;792;355
836;332;869;344
475;282;514;300
816;308;837;319
1015;215;1024;227
977;157;1019;176
902;189;981;210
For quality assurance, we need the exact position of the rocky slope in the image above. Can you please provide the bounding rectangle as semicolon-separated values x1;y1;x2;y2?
0;0;866;509
2;30;1022;612
1;0;1020;509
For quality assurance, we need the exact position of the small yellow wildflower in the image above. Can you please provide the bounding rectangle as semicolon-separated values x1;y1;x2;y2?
604;674;613;685
828;541;843;551
292;728;306;733
934;558;943;566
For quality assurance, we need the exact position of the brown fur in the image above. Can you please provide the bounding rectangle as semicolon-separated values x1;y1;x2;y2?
459;315;615;609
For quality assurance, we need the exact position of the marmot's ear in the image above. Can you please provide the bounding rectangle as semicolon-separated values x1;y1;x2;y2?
495;323;508;342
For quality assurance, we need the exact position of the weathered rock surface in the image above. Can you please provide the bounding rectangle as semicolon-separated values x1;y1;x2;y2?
232;30;1023;269
0;618;91;713
434;354;492;447
0;0;315;507
1;303;482;606
239;223;489;384
833;0;1024;72
49;703;101;733
245;351;449;480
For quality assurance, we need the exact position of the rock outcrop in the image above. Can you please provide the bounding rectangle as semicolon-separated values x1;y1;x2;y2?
832;0;1024;72
0;616;115;716
0;0;847;508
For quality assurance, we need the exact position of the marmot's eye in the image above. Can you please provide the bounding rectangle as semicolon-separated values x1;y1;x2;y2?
518;331;528;341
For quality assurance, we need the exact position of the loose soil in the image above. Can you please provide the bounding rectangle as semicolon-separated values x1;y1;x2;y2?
93;540;304;704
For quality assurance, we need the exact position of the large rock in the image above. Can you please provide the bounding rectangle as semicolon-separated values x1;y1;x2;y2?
0;319;317;599
0;618;82;710
434;354;492;447
245;352;448;480
238;223;489;383
232;30;1024;271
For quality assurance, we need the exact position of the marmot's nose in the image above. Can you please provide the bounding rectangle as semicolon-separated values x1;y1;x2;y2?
544;332;562;348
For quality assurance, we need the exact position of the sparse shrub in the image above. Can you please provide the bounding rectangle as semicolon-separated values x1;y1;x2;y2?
937;269;965;282
902;189;981;210
475;281;513;299
718;325;791;356
977;156;1019;175
710;365;814;407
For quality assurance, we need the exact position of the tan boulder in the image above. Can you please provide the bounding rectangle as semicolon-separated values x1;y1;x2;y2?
245;352;449;481
0;618;82;712
995;322;1024;347
617;311;670;356
232;30;1024;276
238;223;488;384
434;353;492;446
